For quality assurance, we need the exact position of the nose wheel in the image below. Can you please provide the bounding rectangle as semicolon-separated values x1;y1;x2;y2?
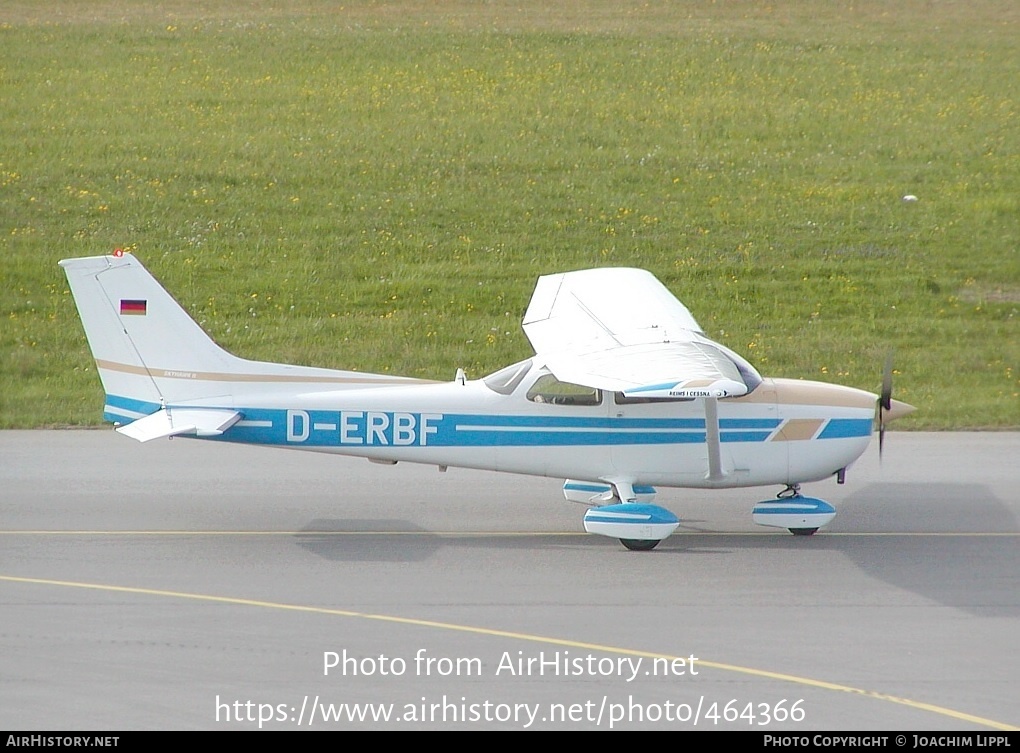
620;538;660;551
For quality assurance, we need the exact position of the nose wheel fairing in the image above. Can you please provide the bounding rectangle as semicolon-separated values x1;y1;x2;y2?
752;489;836;535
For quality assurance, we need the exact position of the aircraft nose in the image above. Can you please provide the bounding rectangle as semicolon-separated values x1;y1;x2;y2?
884;398;916;423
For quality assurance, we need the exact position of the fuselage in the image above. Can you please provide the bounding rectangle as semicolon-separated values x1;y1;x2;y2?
173;361;886;490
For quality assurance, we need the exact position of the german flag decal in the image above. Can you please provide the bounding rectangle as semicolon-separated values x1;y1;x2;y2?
120;299;147;316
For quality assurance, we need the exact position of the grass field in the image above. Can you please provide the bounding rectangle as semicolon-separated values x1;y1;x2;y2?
2;1;1017;428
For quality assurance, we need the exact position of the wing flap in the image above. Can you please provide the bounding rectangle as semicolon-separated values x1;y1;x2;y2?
117;408;241;442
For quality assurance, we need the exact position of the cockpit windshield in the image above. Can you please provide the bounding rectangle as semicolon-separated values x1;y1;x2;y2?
482;359;533;395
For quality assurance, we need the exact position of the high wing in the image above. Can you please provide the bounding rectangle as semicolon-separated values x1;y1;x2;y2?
522;268;762;398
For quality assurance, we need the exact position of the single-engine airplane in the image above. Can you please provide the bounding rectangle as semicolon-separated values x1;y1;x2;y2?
60;254;914;550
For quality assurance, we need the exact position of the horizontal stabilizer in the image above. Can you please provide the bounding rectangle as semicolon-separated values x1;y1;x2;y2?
117;408;241;442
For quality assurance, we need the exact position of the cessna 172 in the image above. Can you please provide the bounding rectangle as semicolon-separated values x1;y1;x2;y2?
60;254;914;550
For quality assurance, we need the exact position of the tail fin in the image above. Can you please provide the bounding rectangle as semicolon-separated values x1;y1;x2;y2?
60;254;422;426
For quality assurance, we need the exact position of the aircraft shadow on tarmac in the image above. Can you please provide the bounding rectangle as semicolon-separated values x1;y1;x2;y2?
294;518;605;562
294;482;1018;619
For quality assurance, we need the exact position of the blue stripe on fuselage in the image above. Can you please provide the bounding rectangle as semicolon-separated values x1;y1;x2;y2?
103;394;162;424
102;397;864;447
207;409;784;448
105;394;162;415
817;418;873;439
222;408;712;447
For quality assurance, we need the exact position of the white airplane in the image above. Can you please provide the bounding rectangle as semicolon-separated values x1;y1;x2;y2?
60;254;914;550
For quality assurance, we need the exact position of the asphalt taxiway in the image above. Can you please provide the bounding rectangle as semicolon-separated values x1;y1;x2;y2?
1;430;1018;730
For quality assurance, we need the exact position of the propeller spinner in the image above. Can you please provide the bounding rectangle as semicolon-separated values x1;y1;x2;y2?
876;355;915;457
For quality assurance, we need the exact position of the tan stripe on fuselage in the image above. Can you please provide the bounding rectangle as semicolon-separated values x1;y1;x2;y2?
95;359;434;385
772;418;825;442
732;378;876;410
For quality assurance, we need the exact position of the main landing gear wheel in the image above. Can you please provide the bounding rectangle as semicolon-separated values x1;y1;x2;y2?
789;528;818;536
620;538;660;551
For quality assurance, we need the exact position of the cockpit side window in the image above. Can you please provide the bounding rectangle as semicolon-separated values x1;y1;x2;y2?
527;374;602;406
482;360;532;395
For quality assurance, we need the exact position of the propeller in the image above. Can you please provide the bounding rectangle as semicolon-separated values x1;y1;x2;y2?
876;353;894;459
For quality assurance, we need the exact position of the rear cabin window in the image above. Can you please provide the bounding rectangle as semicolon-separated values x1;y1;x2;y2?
526;374;602;406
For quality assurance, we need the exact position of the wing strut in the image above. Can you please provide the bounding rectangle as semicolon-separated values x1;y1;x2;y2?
704;397;726;481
